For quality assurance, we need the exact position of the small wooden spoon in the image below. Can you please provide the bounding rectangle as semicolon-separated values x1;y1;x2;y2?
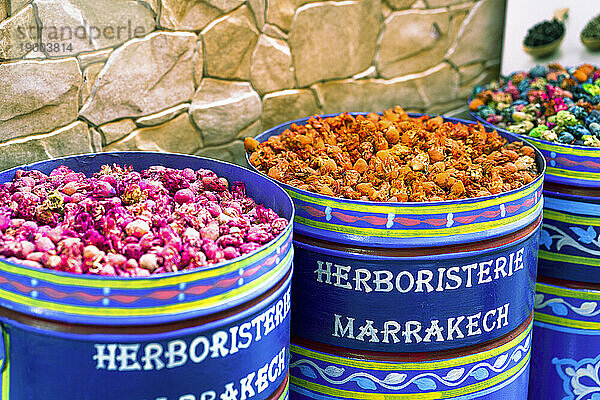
523;8;568;57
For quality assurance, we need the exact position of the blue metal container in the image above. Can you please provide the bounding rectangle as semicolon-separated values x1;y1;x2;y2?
290;313;533;399
0;153;295;400
471;111;600;284
530;278;600;400
471;109;600;188
539;189;600;284
250;114;545;353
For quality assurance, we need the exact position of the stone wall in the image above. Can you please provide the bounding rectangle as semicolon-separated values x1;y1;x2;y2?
0;0;505;170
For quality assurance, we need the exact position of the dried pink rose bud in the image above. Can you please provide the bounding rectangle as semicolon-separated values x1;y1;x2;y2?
35;236;55;253
174;189;194;204
200;222;219;241
139;253;159;272
125;220;150;238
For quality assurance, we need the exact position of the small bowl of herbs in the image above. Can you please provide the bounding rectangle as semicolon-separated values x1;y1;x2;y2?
523;9;568;58
581;14;600;51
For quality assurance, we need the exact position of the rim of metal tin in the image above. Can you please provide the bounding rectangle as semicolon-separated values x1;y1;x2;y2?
0;152;295;325
248;113;546;247
0;266;292;342
469;107;600;188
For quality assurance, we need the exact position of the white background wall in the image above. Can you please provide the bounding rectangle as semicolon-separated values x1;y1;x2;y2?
502;0;600;75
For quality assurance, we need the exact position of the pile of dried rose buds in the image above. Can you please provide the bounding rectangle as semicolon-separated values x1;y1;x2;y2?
0;164;288;277
246;106;539;202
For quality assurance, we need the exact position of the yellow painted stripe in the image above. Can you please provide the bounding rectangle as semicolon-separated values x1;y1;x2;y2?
290;352;529;399
536;282;600;300
532;141;600;157
2;331;8;400
295;201;542;238
534;313;600;330
538;250;600;268
288;179;542;214
543;209;600;225
0;233;289;289
291;321;532;371
546;167;600;181
0;252;292;317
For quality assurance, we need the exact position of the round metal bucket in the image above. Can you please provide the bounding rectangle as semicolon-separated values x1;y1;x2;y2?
0;153;295;399
290;314;533;400
249;114;545;353
472;112;600;283
471;108;600;188
530;278;600;400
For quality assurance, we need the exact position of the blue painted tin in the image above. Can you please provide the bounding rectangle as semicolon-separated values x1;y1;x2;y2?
471;107;600;283
0;153;295;399
289;313;533;400
249;114;545;352
539;189;600;283
291;218;540;352
530;278;600;400
471;111;600;188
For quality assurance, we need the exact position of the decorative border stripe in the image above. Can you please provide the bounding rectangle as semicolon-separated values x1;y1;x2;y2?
289;354;529;400
286;180;542;215
534;321;600;335
544;197;600;216
543;210;600;226
0;232;290;289
290;320;532;371
294;201;542;238
528;140;600;157
538;250;600;268
536;282;600;300
534;313;600;330
545;167;600;181
0;252;292;317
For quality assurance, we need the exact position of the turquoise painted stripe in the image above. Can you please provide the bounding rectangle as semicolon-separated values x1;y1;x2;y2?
544;197;600;215
534;321;600;335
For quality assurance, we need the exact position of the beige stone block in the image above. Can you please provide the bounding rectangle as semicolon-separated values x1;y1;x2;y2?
99;119;136;144
160;0;227;31
135;103;190;127
77;48;113;69
262;24;287;40
261;89;320;130
0;121;94;170
377;8;450;77
0;58;82;142
190;78;261;146
106;113;202;153
250;34;294;95
236;120;262;139
80;31;196;126
446;0;506;65
248;0;266;29
80;62;104;106
196;140;246;165
35;0;155;56
193;39;203;88
9;0;30;14
0;5;36;60
386;0;416;9
289;0;381;87
202;5;259;80
416;62;460;106
313;76;424;114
